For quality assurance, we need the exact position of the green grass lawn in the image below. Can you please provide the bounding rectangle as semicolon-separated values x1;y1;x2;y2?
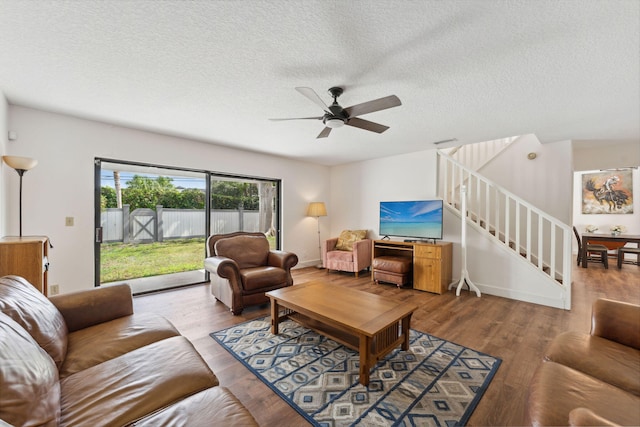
101;238;206;283
100;236;277;283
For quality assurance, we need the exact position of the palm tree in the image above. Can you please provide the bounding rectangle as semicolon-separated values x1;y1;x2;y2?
113;171;122;208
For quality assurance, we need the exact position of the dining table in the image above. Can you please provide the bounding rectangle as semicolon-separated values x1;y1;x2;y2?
581;232;640;268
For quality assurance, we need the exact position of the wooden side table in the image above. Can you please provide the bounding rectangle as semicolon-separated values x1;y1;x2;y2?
0;236;50;295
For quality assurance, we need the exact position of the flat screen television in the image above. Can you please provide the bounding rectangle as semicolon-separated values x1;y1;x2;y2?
379;199;444;241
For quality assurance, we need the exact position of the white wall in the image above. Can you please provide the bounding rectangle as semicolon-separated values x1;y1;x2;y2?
479;135;574;224
0;93;7;235
4;106;330;294
573;140;640;171
329;150;438;238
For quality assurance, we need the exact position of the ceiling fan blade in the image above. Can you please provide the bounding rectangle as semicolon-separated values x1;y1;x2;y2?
344;95;401;117
269;116;323;121
296;87;331;114
317;127;332;138
346;117;390;134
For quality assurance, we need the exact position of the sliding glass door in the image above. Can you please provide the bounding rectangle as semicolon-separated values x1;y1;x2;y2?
95;158;281;293
209;176;280;249
95;159;207;293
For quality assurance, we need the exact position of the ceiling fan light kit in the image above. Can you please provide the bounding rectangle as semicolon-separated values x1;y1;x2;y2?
324;117;345;128
270;86;402;139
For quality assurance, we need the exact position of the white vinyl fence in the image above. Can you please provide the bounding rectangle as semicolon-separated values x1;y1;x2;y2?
101;205;260;243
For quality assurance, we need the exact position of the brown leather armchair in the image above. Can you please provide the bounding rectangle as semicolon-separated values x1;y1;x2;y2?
204;232;298;315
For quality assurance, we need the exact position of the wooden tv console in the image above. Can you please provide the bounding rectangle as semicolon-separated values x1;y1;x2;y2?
372;239;452;294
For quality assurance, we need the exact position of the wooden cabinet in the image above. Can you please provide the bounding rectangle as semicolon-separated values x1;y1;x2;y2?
0;236;49;295
413;243;452;293
373;240;452;294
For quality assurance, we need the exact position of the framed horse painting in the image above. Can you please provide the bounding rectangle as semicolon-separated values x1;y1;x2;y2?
582;170;633;214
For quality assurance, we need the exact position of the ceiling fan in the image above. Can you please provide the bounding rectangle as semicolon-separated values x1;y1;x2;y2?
270;87;402;139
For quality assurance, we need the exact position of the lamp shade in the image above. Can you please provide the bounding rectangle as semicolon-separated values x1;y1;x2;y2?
307;202;327;217
3;156;38;171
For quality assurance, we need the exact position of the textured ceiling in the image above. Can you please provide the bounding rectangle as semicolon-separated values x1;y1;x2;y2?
0;0;638;166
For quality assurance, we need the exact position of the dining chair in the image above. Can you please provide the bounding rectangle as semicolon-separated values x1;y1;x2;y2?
573;226;609;269
617;246;640;268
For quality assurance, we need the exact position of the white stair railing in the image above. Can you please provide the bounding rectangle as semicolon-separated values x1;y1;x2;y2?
438;150;572;308
444;136;517;172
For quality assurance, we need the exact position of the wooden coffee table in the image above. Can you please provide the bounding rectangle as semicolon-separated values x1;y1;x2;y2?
266;280;418;386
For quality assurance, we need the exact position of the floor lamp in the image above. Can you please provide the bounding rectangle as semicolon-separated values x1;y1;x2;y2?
307;202;327;268
3;156;38;237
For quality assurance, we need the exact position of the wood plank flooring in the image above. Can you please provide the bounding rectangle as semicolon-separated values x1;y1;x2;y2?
133;262;640;426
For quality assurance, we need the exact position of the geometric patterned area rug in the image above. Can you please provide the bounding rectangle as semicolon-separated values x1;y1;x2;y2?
211;316;501;426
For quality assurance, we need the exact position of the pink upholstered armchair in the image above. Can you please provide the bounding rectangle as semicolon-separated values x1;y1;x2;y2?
322;230;372;277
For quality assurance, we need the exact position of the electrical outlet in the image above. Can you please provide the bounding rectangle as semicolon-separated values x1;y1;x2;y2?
65;217;74;226
49;284;60;296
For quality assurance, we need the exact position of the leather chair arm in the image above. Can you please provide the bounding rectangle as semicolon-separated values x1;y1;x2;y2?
267;251;299;271
205;256;246;314
205;256;240;279
49;284;134;333
591;298;640;350
205;256;244;293
569;408;620;427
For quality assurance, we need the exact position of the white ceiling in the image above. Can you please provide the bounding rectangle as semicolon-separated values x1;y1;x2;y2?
0;1;638;166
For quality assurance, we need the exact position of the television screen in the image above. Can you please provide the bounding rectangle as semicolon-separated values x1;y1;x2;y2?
379;200;443;240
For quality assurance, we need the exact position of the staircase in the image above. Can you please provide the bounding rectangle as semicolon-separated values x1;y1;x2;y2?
437;144;572;310
443;136;516;172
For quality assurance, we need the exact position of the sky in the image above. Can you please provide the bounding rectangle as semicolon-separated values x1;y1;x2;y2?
101;170;206;189
380;200;443;223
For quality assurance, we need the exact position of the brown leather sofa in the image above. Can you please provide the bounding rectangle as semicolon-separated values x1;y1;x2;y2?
205;232;298;315
0;275;258;427
528;298;640;426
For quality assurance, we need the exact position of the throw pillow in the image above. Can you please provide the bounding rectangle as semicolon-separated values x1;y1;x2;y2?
335;229;367;251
